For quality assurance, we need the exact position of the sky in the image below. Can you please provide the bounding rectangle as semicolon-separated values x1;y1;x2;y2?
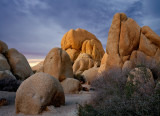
0;0;160;66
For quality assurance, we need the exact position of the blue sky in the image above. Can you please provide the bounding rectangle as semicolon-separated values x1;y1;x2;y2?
0;0;160;62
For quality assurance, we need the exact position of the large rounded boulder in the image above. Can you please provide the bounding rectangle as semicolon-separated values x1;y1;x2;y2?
15;72;65;115
43;47;73;82
6;48;33;80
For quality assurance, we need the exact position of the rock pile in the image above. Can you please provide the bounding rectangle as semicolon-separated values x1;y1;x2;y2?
99;13;160;73
0;40;33;91
61;28;105;64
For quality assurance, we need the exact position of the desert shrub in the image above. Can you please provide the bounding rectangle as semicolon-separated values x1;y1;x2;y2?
78;104;98;116
132;53;160;80
78;67;160;116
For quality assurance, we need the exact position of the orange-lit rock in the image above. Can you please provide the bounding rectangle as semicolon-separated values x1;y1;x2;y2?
99;13;160;73
61;28;104;62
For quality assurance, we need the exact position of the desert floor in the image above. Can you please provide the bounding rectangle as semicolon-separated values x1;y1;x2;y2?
0;90;92;116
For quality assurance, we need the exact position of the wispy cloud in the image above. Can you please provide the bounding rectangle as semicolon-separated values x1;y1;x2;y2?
0;0;159;60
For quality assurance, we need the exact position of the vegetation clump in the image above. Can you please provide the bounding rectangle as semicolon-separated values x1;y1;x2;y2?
78;61;160;116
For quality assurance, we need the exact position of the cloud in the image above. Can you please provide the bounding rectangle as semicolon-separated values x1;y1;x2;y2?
0;0;159;61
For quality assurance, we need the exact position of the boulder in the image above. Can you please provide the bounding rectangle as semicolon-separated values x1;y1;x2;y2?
106;13;127;55
61;28;104;62
98;64;107;74
98;54;123;73
0;70;16;80
126;67;155;95
0;54;10;71
105;13;140;69
75;53;92;62
73;54;94;75
43;47;73;82
141;26;160;47
0;40;8;53
100;53;108;66
130;50;152;65
61;78;82;94
119;18;141;57
139;33;158;57
82;67;99;84
154;48;160;63
105;13;127;69
32;61;44;73
81;39;104;62
15;72;65;115
66;49;79;63
122;60;133;74
6;48;33;80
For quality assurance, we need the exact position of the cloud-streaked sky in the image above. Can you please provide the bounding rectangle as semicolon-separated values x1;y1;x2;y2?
0;0;160;64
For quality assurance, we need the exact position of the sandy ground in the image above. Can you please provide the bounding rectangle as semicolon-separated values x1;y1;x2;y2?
0;91;92;116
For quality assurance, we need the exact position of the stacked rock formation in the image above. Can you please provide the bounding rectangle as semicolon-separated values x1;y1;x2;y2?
0;40;33;81
36;47;82;93
33;29;105;85
99;13;160;73
61;29;104;82
61;28;105;64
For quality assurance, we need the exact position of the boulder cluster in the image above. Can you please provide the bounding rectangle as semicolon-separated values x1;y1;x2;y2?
99;13;160;73
33;29;105;84
61;28;105;64
0;12;160;115
0;41;33;91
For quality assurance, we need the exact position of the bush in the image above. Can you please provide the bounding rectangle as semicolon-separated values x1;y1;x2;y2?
78;67;160;116
132;53;160;80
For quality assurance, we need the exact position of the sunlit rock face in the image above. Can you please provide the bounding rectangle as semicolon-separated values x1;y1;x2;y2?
43;47;73;82
99;13;160;73
61;28;105;64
